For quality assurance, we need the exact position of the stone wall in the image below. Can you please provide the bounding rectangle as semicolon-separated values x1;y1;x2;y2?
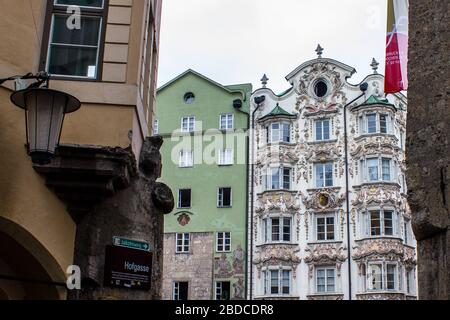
407;0;450;300
163;233;214;300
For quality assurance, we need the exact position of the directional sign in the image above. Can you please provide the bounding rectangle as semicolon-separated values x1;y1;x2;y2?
113;237;150;252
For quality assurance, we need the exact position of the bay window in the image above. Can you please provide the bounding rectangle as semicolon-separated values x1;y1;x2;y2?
263;269;291;295
360;209;399;237
360;157;395;183
262;217;292;243
267;167;292;190
267;122;291;143
359;113;393;135
367;262;399;291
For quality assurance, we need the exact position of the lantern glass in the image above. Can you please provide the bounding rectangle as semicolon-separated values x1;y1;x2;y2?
10;88;80;164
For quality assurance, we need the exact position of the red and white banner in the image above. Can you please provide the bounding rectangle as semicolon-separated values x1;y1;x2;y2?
385;0;409;93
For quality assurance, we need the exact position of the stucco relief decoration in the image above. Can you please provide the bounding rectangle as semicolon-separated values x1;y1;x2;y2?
295;157;309;183
233;278;245;300
351;135;399;158
215;253;233;278
175;212;192;226
352;185;402;210
255;192;300;215
300;188;345;211
253;245;301;278
232;245;245;275
352;238;416;266
304;243;347;278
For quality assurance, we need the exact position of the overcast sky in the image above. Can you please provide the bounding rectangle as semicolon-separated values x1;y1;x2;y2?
158;0;388;93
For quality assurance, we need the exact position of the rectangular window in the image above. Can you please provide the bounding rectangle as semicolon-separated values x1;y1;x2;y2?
268;167;291;190
268;122;291;143
386;264;396;290
406;269;415;295
215;281;231;300
370;210;381;236
367;114;377;133
219;149;233;165
217;188;232;207
216;232;231;252
315;163;333;188
368;263;383;291
44;1;106;79
367;158;379;181
316;267;336;293
366;210;398;237
384;210;394;236
315;119;331;141
220;114;234;130
178;189;191;208
265;269;291;296
379;114;388;133
181;117;195;132
175;233;190;253
173;282;188;300
263;217;291;243
152;119;159;136
382;158;392;181
179;150;193;168
316;215;335;241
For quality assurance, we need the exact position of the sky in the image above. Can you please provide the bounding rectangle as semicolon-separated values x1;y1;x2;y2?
157;0;389;94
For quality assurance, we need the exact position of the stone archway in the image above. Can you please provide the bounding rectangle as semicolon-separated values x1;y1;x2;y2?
0;217;66;300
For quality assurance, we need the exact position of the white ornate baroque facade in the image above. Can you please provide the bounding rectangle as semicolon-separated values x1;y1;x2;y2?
248;49;417;300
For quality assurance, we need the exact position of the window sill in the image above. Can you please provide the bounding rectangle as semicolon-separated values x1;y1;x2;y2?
177;207;192;210
307;139;338;145
217;206;233;209
355;133;397;141
218;164;233;167
307;240;343;245
354;181;401;189
265;142;296;147
256;242;297;247
355;236;404;242
258;189;296;196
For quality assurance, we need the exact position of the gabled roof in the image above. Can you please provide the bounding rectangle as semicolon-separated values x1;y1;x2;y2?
156;69;249;100
359;95;396;108
259;104;296;121
285;58;356;82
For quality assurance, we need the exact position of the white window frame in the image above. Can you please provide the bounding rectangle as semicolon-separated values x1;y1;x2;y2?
360;208;399;238
266;166;292;191
315;213;336;242
314;118;331;141
263;268;292;296
217;187;232;208
175;233;190;253
262;216;292;243
359;112;393;135
315;267;336;293
216;232;231;252
181;116;195;132
406;268;416;295
214;281;231;300
220;114;234;130
218;149;233;166
314;162;334;188
267;122;291;143
360;156;395;183
366;262;399;292
152;119;159;136
179;150;193;168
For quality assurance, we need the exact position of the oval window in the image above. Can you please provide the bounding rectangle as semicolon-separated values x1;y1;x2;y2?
184;92;195;104
314;80;328;98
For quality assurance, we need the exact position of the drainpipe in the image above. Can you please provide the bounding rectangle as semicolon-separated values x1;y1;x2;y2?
343;83;368;300
249;95;265;300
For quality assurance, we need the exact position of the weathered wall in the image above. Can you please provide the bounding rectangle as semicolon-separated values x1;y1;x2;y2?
407;0;450;300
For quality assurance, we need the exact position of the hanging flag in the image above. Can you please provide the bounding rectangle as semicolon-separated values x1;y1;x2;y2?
385;0;409;93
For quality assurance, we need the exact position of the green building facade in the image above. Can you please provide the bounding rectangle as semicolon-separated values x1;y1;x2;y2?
155;70;251;300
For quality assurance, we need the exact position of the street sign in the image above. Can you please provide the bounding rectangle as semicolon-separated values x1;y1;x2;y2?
113;236;150;252
104;245;152;291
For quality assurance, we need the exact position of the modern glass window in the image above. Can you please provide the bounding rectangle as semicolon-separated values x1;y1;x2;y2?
219;149;233;165
361;157;394;183
367;263;398;291
217;188;232;207
181;117;195;132
215;282;231;300
178;189;191;208
264;269;291;295
263;217;292;243
220;114;234;130
360;113;392;135
267;122;291;143
175;233;190;253
173;281;188;300
316;267;336;293
362;209;398;237
315;119;331;141
45;1;106;78
316;214;335;241
315;163;333;188
179;150;193;168
216;232;231;252
267;167;291;190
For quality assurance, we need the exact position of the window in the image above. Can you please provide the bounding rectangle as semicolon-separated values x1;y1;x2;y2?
315;163;333;188
216;232;231;252
315;119;331;141
263;269;291;295
367;263;398;291
181;117;195;132
406;269;416;295
361;157;394;183
360;113;392;135
184;92;195;104
267;167;291;190
316;267;336;293
173;282;188;300
267;122;291;143
152;120;159;136
220;114;234;130
314;80;328;98
217;188;232;207
263;217;292;243
316;214;335;241
179;150;193;168
215;282;231;300
404;220;413;245
178;189;191;208
219;149;233;165
44;0;106;79
361;209;399;237
175;233;190;253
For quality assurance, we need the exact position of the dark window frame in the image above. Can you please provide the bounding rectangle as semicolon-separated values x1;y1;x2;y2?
39;0;110;81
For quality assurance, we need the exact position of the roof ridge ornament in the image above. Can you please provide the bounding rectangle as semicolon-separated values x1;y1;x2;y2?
316;44;324;58
260;74;269;88
371;58;379;74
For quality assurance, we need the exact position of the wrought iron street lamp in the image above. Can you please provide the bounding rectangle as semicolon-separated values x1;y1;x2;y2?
1;72;81;164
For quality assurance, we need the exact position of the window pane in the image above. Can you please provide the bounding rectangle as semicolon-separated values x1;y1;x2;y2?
271;123;280;142
283;218;291;242
179;189;191;208
283;168;291;189
370;211;381;236
370;264;383;290
52;15;101;46
384;211;393;235
316;121;323;140
316;164;324;188
326;217;335;240
367;159;379;181
386;265;396;290
48;45;98;77
282;270;290;294
55;0;104;7
317;217;325;241
271;168;280;189
271;219;280;241
323;120;330;140
325;163;333;186
382;158;391;181
380;114;388;133
367;114;377;133
270;271;279;294
282;123;291;142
